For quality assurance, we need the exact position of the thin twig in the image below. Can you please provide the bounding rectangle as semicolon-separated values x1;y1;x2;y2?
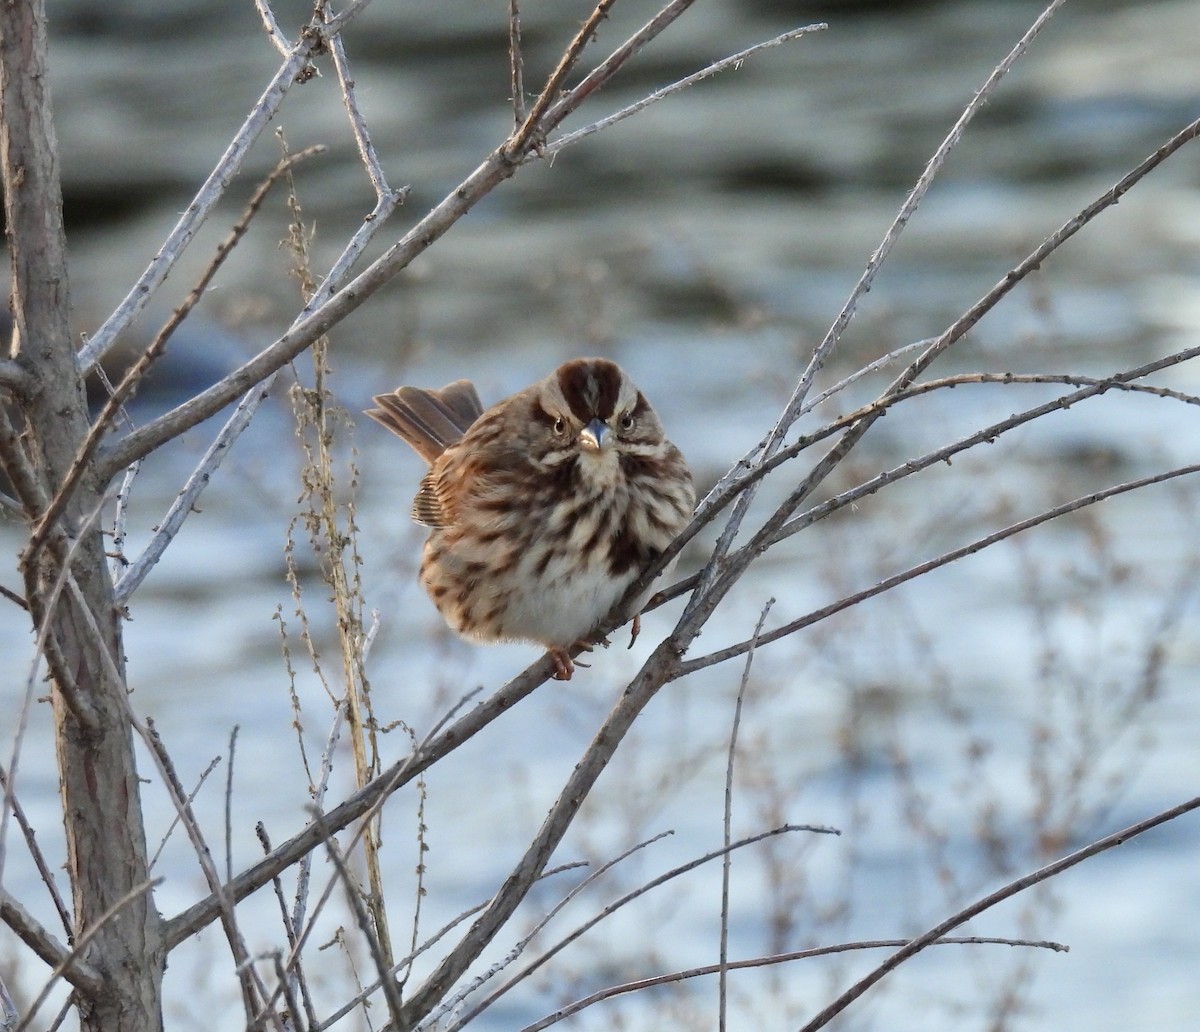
428;832;675;1030
0;765;72;935
684;0;1069;624
632;112;1200;631
292;702;347;948
0;972;17;1031
272;951;308;1032
163;648;561;950
254;0;290;55
393;641;690;1027
78;2;374;371
109;457;140;578
108;179;404;605
519;936;1068;1032
447;824;830;1032
545;24;827;155
326;23;393;202
720;599;773;1032
680;463;1200;675
660;343;1200;605
225;726;239;883
257;825;321;1032
506;0;618;157
111;375;276;603
312;810;406;1027
27;145;327;565
799;796;1200;1031
508;0;526;129
0;582;27;609
783;0;1069;426
138;717;272;1025
541;0;700;136
314;862;587;1032
148;755;222;870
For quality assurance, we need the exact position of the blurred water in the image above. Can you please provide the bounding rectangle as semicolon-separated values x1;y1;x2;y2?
3;1;1200;1029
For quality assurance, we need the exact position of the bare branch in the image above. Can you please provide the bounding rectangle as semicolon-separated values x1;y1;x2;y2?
685;0;1069;621
253;0;290;55
270;952;308;1032
394;644;690;1027
651;343;1200;608
781;0;1069;427
78;58;311;370
545;23;827;155
0;764;71;935
508;0;526;129
95;147;515;478
540;0;701;138
0;973;16;1031
138;718;273;1026
0;889;104;995
315;862;588;1032
224;727;238;884
430;832;675;1030
506;0;619;157
27;146;328;565
148;756;223;871
326;24;394;202
448;824;832;1032
635;112;1200;647
798;796;1200;1031
77;1;374;371
112;376;274;602
519;937;1068;1032
680;463;1200;675
312;812;405;1026
162;656;559;950
257;824;320;1032
720;600;773;1032
0;359;31;394
12;879;160;1032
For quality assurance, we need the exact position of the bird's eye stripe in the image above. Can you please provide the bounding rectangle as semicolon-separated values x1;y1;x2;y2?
531;402;560;429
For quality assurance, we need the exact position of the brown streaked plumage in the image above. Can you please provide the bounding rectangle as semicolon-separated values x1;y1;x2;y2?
367;358;694;679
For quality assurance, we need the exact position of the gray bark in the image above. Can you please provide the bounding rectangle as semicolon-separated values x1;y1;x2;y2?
1;2;163;1028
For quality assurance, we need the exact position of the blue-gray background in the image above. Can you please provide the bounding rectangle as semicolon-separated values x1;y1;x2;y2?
2;1;1199;1029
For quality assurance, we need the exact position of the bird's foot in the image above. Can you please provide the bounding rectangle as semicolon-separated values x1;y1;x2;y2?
547;639;605;681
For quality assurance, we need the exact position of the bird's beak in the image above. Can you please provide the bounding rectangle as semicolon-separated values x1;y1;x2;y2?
578;419;611;452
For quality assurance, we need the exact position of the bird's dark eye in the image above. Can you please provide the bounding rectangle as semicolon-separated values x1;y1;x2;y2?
553;417;566;435
619;412;635;431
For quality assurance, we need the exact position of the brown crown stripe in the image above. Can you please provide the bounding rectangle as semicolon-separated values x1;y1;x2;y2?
557;358;623;422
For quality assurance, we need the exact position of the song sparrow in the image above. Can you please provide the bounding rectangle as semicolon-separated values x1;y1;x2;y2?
367;358;694;679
